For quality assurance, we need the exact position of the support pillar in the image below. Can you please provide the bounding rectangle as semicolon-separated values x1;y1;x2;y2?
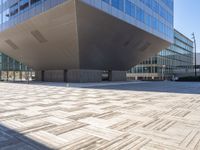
6;70;8;81
30;71;32;81
64;70;68;82
0;71;1;81
35;71;43;81
13;71;15;81
41;70;44;81
108;70;127;81
27;71;30;84
20;71;22;81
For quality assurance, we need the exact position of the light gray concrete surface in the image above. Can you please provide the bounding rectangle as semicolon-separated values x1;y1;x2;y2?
0;81;200;149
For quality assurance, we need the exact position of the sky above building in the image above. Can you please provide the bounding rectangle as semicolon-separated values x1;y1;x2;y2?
174;0;200;52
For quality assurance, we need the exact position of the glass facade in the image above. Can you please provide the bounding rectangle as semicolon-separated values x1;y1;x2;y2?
0;0;66;80
0;0;66;31
0;0;174;42
130;29;193;80
0;52;30;80
0;52;28;71
82;0;174;42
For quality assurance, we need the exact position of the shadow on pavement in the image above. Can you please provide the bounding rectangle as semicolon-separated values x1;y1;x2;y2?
84;81;200;94
1;80;200;95
0;124;52;150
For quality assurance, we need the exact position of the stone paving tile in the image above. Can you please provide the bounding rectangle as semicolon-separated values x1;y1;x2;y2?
0;82;200;150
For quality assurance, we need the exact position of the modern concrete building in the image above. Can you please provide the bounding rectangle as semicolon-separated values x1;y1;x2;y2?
0;0;174;82
129;29;193;80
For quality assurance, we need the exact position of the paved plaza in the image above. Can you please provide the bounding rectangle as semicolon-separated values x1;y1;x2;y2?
0;81;200;150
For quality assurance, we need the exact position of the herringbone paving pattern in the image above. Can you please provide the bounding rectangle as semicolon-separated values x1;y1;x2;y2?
0;82;200;150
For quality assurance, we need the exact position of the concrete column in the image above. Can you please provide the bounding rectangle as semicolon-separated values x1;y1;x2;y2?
13;71;15;81
64;70;68;82
108;70;127;81
27;71;30;84
20;71;22;81
41;70;45;81
30;71;32;81
35;71;42;81
0;71;2;81
67;69;102;83
6;71;8;81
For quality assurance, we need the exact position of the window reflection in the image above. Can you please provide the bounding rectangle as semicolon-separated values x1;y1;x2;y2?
0;0;66;31
101;0;174;40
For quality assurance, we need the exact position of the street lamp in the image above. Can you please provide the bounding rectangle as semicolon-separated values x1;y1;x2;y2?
192;33;197;77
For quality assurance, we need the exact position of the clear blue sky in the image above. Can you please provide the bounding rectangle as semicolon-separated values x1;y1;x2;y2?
174;0;200;52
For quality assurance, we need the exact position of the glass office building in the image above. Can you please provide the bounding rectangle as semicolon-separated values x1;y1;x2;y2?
0;0;174;82
0;0;173;42
0;0;66;31
129;29;193;80
0;52;30;80
84;0;174;42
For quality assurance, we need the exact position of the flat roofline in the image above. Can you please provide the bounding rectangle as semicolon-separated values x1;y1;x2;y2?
174;29;193;43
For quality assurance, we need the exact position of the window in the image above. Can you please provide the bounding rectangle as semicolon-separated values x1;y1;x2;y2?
19;0;29;11
151;16;157;30
125;0;135;17
3;9;9;23
102;0;109;4
111;0;124;11
30;0;41;5
152;0;159;13
145;13;151;26
10;3;19;17
136;7;144;22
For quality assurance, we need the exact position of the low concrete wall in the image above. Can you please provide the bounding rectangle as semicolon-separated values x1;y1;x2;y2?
44;70;64;82
175;72;200;78
34;70;128;82
67;70;102;83
109;71;127;81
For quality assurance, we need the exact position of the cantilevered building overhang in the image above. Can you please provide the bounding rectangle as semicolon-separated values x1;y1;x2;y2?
0;0;174;71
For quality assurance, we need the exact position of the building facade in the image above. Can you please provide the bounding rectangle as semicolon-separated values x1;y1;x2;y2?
193;53;200;76
86;0;174;42
0;52;30;81
195;53;200;65
0;0;174;82
129;29;193;80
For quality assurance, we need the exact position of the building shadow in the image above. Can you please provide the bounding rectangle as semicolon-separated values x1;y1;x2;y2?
1;80;200;95
0;124;52;150
83;81;200;95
